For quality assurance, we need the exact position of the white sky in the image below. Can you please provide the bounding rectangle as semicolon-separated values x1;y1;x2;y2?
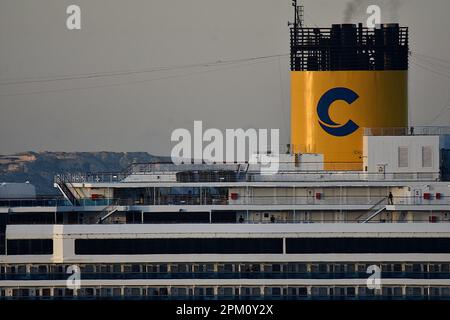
1;0;450;155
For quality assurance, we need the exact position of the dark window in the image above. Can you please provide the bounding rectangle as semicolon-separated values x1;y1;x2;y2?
41;289;51;297
75;238;282;255
272;264;281;272
346;287;356;297
298;287;308;296
7;239;53;255
8;212;55;225
211;211;238;223
143;212;210;224
286;238;450;253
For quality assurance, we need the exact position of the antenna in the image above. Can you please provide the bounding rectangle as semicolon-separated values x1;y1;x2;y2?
296;2;304;27
288;1;304;28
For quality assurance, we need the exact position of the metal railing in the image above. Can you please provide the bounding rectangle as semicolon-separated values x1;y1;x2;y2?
1;294;449;301
356;198;387;223
2;271;450;281
364;126;450;136
2;195;450;208
53;170;441;184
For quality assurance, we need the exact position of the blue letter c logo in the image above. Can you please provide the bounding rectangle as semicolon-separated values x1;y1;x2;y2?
317;87;360;137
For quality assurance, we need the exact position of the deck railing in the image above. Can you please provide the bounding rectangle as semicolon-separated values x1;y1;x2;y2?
2;195;450;207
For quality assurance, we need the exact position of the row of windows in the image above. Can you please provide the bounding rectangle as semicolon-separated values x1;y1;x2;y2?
6;237;450;255
76;238;450;255
75;238;282;255
1;286;450;299
2;263;450;275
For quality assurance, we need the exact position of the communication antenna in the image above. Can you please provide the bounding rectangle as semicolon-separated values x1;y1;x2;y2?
288;1;304;28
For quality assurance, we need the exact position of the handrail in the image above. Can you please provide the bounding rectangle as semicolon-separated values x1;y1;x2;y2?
3;195;450;207
2;271;450;281
53;170;441;183
364;126;450;136
356;197;387;223
96;200;119;224
54;176;79;206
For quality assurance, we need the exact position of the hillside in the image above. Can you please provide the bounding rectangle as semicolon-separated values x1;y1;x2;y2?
0;152;168;195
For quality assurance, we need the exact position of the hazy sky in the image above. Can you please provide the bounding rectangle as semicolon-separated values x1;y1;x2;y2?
1;0;450;155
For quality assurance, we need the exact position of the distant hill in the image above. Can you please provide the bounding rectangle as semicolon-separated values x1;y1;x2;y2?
0;152;168;195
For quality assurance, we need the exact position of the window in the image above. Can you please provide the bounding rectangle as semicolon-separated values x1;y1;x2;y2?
123;265;132;273
75;238;283;255
100;288;113;297
318;264;328;273
171;287;187;297
271;288;281;296
7;239;53;255
193;264;204;273
51;265;65;273
298;287;308;296
406;287;422;297
346;287;356;297
64;289;73;297
382;287;401;296
54;288;65;297
242;287;260;296
429;264;440;272
358;287;374;297
159;288;168;296
286;238;450;254
177;264;188;273
332;264;344;273
99;265;111;273
441;287;450;296
331;287;345;297
131;264;141;273
218;264;233;273
284;263;297;273
17;265;26;274
41;288;51;297
357;264;368;272
346;264;356;273
13;288;30;297
38;265;48;273
218;287;234;296
382;264;392;272
430;287;440;297
393;287;402;296
398;146;409;168
147;288;159;296
146;265;158;273
82;265;95;273
412;264;422;272
159;264;168;273
194;287;214;296
125;288;141;297
422;146;433;168
297;264;307;273
287;287;297;296
80;288;95;297
311;287;328;297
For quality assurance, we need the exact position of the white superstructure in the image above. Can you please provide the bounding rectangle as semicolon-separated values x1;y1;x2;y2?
1;134;450;300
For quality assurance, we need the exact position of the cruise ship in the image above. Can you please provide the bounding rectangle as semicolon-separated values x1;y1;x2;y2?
1;3;450;301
